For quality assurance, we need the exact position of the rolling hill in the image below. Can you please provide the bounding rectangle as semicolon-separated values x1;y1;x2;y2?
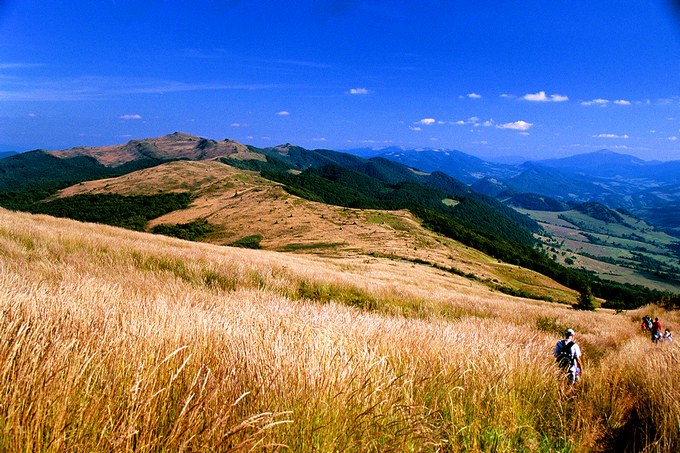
1;133;676;306
54;159;578;304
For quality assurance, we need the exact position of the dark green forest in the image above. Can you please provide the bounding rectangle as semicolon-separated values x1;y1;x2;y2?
28;193;193;231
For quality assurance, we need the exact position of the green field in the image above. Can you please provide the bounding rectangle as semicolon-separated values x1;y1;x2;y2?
520;208;680;293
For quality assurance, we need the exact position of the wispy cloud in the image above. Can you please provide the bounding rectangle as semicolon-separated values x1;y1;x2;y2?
0;62;44;70
466;92;482;99
119;114;142;120
453;117;484;127
497;120;533;131
581;98;609;106
349;87;370;95
276;111;290;116
593;133;629;138
522;91;568;102
0;75;282;101
582;98;632;106
415;118;436;125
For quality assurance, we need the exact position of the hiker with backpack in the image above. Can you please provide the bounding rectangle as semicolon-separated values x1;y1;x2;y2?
554;328;583;385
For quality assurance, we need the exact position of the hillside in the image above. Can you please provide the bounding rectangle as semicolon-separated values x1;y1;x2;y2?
2;133;674;306
1;207;678;451
56;160;578;304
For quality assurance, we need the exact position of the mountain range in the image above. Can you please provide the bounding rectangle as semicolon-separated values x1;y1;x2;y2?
349;147;680;237
1;132;678;303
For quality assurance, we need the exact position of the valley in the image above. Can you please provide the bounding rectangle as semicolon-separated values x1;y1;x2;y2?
524;207;680;293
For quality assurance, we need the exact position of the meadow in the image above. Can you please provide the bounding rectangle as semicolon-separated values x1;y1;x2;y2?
0;208;678;452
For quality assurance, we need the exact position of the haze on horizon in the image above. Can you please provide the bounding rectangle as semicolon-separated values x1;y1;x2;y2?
0;0;679;161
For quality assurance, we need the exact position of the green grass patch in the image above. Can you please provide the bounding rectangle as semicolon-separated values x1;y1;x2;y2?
535;316;569;335
364;212;413;231
275;242;344;252
293;279;378;310
228;234;263;249
151;219;215;241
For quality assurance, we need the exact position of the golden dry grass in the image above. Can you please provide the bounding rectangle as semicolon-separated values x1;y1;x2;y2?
55;159;580;305
1;208;678;452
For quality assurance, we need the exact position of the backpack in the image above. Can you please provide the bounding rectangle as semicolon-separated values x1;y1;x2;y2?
645;318;653;330
555;340;575;370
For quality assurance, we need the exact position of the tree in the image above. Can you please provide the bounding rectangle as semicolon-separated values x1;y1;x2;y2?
575;285;596;311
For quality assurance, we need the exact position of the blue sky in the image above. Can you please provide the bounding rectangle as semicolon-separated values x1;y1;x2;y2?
1;0;679;161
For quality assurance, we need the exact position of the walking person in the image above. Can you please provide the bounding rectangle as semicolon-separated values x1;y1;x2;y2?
651;317;663;343
554;328;583;385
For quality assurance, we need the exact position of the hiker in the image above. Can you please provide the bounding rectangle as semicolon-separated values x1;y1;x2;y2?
661;328;673;342
651;317;663;343
554;328;583;385
641;316;649;331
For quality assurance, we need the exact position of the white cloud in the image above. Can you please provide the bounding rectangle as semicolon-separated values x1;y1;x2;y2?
497;120;533;131
613;99;631;105
230;123;241;127
453;116;484;126
592;133;629;139
669;136;678;141
409;126;422;131
467;92;482;99
276;111;290;116
549;94;569;102
500;93;515;99
415;118;436;125
119;114;142;120
311;137;327;142
582;99;609;106
522;91;568;102
349;88;370;95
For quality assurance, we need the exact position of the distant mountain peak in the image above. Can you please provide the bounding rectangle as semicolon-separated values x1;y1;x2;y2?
48;132;249;167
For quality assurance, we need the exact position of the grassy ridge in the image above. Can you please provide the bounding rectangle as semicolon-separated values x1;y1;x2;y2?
1;208;678;451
